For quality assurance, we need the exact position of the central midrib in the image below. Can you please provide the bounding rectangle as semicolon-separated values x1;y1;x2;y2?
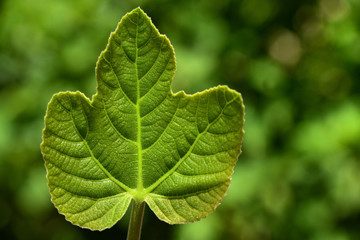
135;14;144;197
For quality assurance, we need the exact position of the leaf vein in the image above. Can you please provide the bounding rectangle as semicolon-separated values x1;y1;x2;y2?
113;39;135;64
138;36;165;83
145;98;237;194
148;182;226;199
103;100;137;145
67;107;134;194
142;98;180;153
45;129;83;143
48;162;108;182
45;145;90;161
102;54;136;106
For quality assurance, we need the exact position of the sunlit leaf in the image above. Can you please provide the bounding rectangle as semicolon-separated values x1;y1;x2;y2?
41;7;244;230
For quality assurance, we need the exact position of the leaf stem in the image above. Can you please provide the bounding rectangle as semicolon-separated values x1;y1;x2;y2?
127;200;145;240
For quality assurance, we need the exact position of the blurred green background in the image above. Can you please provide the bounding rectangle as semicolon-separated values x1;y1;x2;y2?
1;0;360;239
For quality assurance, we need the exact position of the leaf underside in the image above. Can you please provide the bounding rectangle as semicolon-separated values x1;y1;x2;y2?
41;7;244;230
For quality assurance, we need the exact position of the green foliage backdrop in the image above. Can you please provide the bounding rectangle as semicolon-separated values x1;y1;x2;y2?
0;0;359;239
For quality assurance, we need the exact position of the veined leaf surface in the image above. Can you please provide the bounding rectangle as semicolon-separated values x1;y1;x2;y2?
41;7;245;230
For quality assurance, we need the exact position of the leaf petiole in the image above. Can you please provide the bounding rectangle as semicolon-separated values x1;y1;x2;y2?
126;200;146;240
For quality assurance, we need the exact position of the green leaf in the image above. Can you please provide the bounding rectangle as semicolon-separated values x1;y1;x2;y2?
41;7;245;231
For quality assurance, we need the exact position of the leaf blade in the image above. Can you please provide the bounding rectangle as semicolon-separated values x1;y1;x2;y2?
41;7;244;230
